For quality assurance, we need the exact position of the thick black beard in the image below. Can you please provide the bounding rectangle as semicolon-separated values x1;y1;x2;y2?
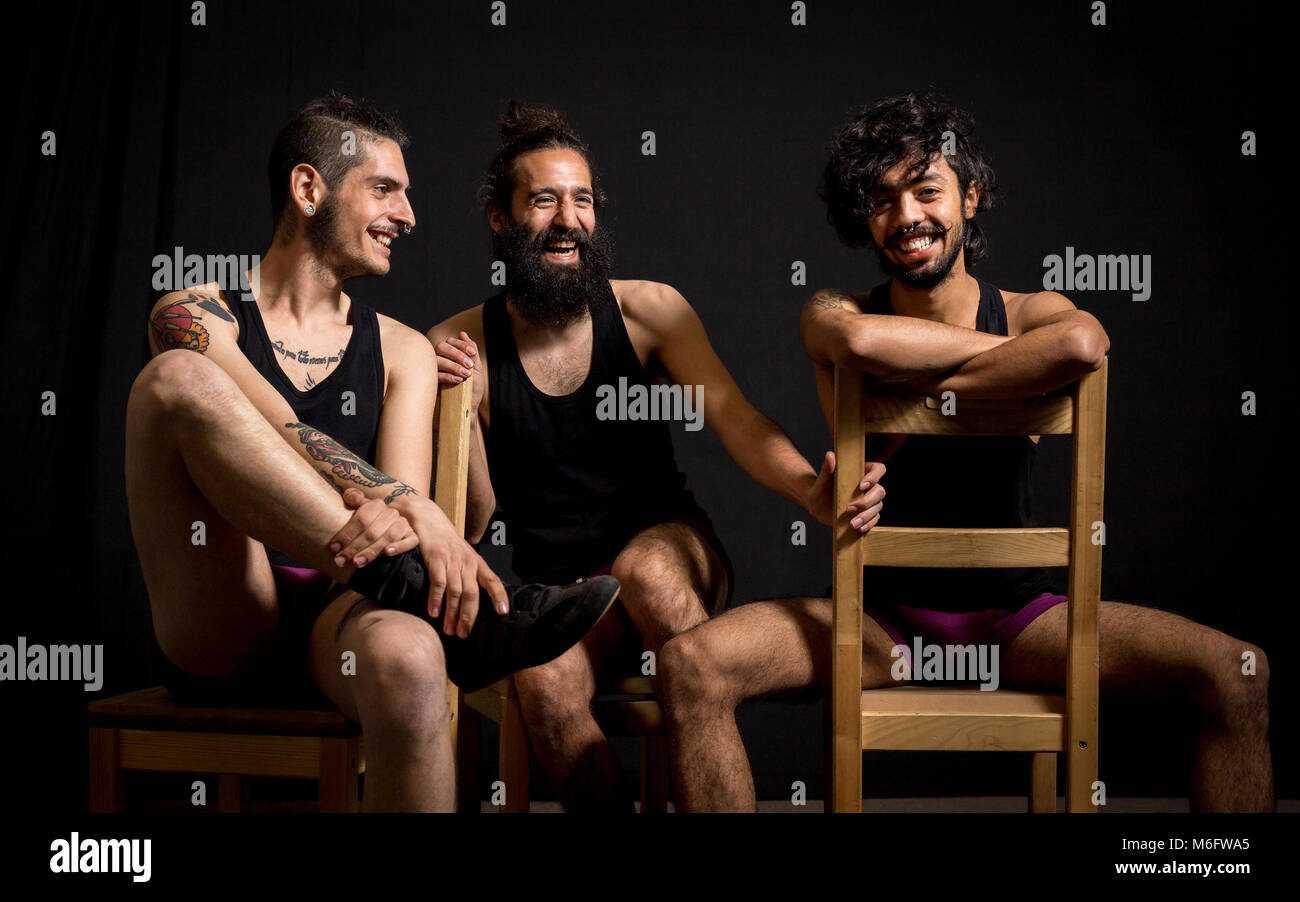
874;217;965;289
494;219;614;327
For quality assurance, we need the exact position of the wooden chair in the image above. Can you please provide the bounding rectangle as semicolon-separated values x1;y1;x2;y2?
436;378;670;813
87;685;363;812
829;358;1107;813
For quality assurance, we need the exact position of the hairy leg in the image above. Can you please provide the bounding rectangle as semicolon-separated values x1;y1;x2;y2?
511;608;630;811
126;351;359;675
1001;601;1273;812
310;592;454;812
513;521;728;810
662;597;900;812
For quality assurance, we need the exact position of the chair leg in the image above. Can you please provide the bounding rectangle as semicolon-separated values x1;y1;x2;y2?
1030;753;1057;813
218;774;251;812
88;727;124;813
319;737;359;813
640;735;669;813
455;689;481;814
498;693;530;813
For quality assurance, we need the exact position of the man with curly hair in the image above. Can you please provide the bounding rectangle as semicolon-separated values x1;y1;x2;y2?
659;93;1273;813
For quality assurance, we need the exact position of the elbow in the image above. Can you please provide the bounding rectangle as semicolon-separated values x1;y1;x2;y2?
1066;324;1108;372
821;328;873;370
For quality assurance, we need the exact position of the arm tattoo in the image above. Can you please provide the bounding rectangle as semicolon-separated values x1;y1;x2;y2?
286;422;396;489
802;288;854;322
384;484;419;504
196;298;235;322
149;298;212;353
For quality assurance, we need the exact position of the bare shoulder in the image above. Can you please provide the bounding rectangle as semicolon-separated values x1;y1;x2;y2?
148;283;239;355
1003;289;1076;335
612;278;690;324
801;287;865;323
425;303;486;347
376;311;438;373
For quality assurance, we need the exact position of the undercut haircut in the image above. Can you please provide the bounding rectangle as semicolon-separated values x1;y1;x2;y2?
479;100;607;214
820;92;998;266
267;94;409;232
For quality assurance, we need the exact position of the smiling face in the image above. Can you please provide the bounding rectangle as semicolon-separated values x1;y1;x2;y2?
305;137;415;280
489;146;613;326
866;152;978;289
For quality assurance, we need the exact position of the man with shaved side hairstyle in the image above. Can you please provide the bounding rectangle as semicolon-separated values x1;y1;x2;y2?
126;95;615;812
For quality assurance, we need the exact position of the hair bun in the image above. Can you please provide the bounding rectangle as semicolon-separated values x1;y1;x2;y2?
499;100;574;145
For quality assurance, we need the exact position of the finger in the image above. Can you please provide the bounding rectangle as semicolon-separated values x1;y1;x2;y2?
382;531;420;557
435;353;471;380
477;556;509;615
329;499;376;561
850;503;882;531
441;559;464;636
857;511;881;533
353;509;409;567
343;506;397;567
437;338;476;372
458;331;478;356
343;487;366;508
861;460;887;488
426;553;448;620
456;555;480;638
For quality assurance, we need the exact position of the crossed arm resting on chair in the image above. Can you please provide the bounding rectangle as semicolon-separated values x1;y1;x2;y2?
659;282;1273;813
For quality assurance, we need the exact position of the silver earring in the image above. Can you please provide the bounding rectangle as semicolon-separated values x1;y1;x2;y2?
305;204;315;215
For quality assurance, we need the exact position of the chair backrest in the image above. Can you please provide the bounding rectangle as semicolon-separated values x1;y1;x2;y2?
829;358;1107;810
434;378;475;716
433;378;475;536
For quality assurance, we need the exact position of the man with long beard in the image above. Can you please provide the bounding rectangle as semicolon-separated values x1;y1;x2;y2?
127;95;616;812
657;93;1273;812
428;102;878;810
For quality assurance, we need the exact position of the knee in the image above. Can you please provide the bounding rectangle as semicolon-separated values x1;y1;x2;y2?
1198;640;1269;728
129;350;233;418
611;547;673;603
514;654;594;720
612;545;694;632
661;629;731;715
350;623;449;737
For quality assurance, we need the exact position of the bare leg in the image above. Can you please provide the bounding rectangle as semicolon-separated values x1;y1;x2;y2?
512;522;728;811
661;597;899;812
126;350;360;675
310;593;454;812
1001;601;1273;812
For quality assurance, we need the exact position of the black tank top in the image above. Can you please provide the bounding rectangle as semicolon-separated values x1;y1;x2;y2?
862;278;1058;612
483;283;709;584
223;287;386;568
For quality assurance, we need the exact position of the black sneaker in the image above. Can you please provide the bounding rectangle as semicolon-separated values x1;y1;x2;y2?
346;550;620;692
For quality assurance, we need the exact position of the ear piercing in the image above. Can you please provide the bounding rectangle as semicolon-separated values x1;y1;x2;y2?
305;204;315;215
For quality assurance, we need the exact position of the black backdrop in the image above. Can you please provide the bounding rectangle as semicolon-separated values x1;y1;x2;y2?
2;0;1289;811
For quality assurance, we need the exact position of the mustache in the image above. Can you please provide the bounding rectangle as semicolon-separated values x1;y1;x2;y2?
888;224;948;245
530;227;591;248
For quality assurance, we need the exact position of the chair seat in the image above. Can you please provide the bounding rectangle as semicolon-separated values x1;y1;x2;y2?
88;686;361;738
859;686;1065;752
460;676;663;735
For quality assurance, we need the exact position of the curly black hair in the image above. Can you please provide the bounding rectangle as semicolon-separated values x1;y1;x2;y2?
267;93;409;232
479;101;607;214
820;93;997;266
